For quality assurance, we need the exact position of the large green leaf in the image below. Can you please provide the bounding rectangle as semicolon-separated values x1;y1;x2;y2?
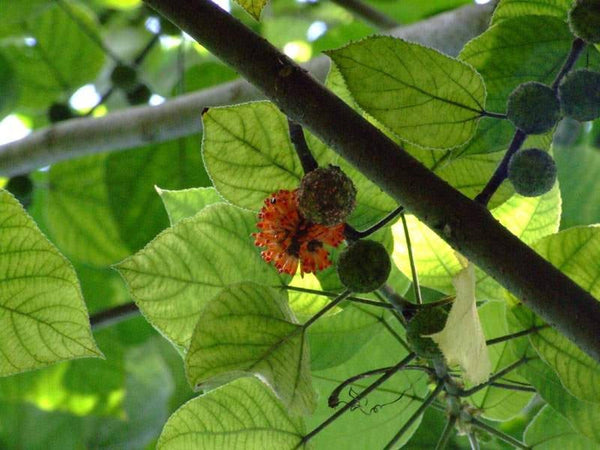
528;227;600;403
116;203;281;347
327;36;487;149
1;1;105;110
0;189;101;376
524;405;596;449
457;15;576;156
202;102;303;211
157;377;307;450
157;187;223;225
105;136;210;253
185;282;316;416
309;323;429;449
391;184;561;298
492;0;572;24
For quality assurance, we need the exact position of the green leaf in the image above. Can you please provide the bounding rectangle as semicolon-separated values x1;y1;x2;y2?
391;184;561;298
202;102;303;211
309;325;429;449
157;186;223;225
185;282;316;416
116;203;281;348
457;15;576;156
105;136;210;252
524;405;597;449
471;302;534;421
233;0;268;20
2;1;105;110
157;377;307;450
0;52;19;118
327;36;487;149
492;0;572;24
0;189;102;376
529;227;600;403
47;154;131;266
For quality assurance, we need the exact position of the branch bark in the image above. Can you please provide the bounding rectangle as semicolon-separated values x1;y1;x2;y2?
142;0;600;363
0;2;495;177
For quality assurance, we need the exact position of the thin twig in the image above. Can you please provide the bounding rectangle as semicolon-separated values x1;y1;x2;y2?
345;205;405;241
297;353;416;448
281;285;393;309
469;418;531;449
467;431;481;450
400;212;422;305
303;290;352;329
551;38;586;92
90;302;139;330
486;325;548;346
460;357;531;396
288;120;319;174
489;382;537;393
435;415;457;450
330;0;400;29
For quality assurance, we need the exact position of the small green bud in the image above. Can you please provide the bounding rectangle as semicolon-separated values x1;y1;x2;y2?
558;69;600;122
298;165;356;226
568;0;600;44
506;82;560;134
337;240;391;293
406;307;448;359
126;83;152;105
110;64;138;92
508;148;557;197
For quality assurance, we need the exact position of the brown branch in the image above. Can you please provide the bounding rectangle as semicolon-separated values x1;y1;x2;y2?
330;0;400;29
142;0;600;363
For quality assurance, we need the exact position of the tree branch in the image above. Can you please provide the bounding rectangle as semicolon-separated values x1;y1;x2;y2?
142;0;600;363
329;0;400;29
0;2;495;177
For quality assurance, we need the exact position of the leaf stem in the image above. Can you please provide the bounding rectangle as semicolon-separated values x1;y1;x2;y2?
90;302;140;330
288;119;319;174
489;382;537;393
400;212;422;305
302;289;351;329
486;325;548;346
435;415;457;450
383;381;445;449
459;356;531;396
281;285;393;309
297;353;416;448
551;38;586;92
344;205;405;241
467;431;481;450
469;418;531;449
480;110;507;119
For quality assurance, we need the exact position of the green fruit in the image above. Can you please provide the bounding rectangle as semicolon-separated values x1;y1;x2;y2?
337;240;391;293
47;102;75;123
406;307;448;359
298;165;356;226
508;148;557;197
558;69;600;122
126;83;152;105
110;64;138;92
506;82;560;134
5;175;33;208
568;0;600;44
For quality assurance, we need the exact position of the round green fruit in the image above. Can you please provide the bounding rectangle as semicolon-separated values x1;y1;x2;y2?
406;307;448;359
568;0;600;44
508;148;557;197
110;64;138;92
558;69;600;122
337;240;391;293
47;102;75;123
298;165;356;226
506;82;560;134
126;83;152;105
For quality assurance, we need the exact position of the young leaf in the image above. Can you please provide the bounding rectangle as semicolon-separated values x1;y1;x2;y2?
0;190;102;376
116;203;281;348
327;36;486;149
156;186;223;225
157;377;307;450
429;263;491;385
185;282;316;416
234;0;268;20
524;405;596;449
202;102;303;211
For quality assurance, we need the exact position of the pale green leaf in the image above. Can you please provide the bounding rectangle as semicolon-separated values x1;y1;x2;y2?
185;282;316;416
525;405;596;449
234;0;268;20
0;190;102;376
528;227;600;403
327;36;486;149
157;187;223;225
309;323;429;449
471;302;533;420
492;0;572;24
116;203;281;348
202;102;303;211
157;377;307;450
391;184;561;298
430;264;491;385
